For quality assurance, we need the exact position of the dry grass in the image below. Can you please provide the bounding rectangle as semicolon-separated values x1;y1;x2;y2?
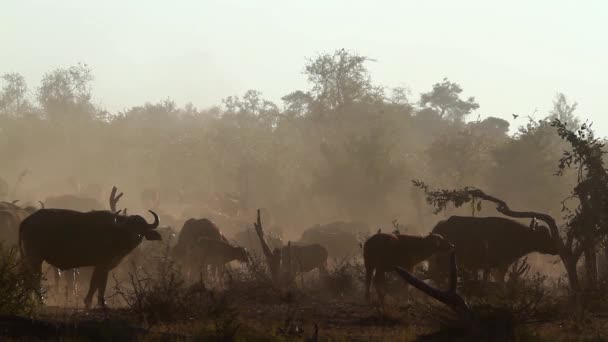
4;254;608;341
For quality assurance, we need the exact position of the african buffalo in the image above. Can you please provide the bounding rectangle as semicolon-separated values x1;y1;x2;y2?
299;221;368;260
233;227;284;257
363;232;454;303
192;237;249;282
428;216;559;283
0;201;42;247
19;209;161;308
280;242;329;278
172;218;229;278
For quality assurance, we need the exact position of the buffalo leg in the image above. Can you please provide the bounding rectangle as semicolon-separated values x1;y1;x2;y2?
53;267;60;294
96;268;109;307
365;264;375;302
84;267;103;309
373;270;387;304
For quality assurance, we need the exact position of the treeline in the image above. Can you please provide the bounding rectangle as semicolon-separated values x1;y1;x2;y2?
0;50;582;234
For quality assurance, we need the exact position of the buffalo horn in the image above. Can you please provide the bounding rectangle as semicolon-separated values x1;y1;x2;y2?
148;210;160;229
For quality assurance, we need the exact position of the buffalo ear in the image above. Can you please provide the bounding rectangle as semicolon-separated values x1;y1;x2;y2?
144;230;162;241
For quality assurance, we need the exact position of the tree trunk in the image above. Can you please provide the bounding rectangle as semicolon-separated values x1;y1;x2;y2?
584;245;598;291
561;255;583;315
601;240;608;281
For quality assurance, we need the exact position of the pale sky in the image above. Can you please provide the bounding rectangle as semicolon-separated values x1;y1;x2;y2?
2;1;607;134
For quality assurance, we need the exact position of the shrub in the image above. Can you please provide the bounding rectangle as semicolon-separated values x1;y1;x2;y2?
0;245;41;315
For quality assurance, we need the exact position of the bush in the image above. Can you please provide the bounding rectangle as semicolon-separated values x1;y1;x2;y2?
324;257;365;297
0;245;40;315
411;258;554;340
113;247;213;325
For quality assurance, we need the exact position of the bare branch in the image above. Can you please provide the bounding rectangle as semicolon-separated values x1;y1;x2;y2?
394;251;473;327
253;209;280;280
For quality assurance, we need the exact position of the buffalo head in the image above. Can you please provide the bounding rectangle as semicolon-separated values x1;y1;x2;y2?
529;222;558;255
426;233;454;252
115;210;161;241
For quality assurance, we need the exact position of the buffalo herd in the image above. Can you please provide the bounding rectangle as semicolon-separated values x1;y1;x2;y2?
0;187;561;308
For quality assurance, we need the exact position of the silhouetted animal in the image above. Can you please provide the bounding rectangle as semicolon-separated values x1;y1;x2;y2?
172;218;229;278
19;209;160;308
233;227;284;257
363;232;454;303
192;237;249;282
280;242;329;278
299;221;368;260
0;201;42;247
428;216;558;283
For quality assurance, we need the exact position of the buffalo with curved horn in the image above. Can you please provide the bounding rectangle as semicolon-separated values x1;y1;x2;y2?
19;208;161;308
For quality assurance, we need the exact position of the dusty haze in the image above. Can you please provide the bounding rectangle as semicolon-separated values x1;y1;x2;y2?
0;1;600;240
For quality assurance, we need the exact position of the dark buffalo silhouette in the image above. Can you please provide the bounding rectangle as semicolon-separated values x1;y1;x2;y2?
172;218;229;279
428;216;559;283
233;226;284;258
280;242;329;279
192;237;249;282
299;221;368;260
19;208;160;308
0;201;42;247
363;232;454;303
42;190;112;300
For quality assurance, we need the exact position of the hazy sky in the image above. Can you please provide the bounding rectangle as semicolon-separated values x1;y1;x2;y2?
2;1;607;134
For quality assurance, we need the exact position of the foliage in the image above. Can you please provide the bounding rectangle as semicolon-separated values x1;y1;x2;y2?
0;50;584;234
550;93;580;130
552;119;608;257
112;248;212;324
303;48;383;113
419;77;479;122
0;245;40;315
36;63;95;123
0;73;31;115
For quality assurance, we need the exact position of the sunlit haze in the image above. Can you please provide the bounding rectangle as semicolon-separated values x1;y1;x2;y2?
2;1;606;133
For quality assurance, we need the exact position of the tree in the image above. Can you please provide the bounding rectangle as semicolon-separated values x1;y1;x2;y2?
314;124;407;221
281;90;313;118
549;93;580;130
414;118;608;309
427;123;506;189
553;120;608;292
222;90;280;129
419;78;479;122
490;118;573;214
0;73;31;115
469;117;510;137
36;63;95;122
303;49;383;113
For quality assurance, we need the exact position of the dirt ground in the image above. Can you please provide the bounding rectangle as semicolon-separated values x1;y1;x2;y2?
4;290;608;342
